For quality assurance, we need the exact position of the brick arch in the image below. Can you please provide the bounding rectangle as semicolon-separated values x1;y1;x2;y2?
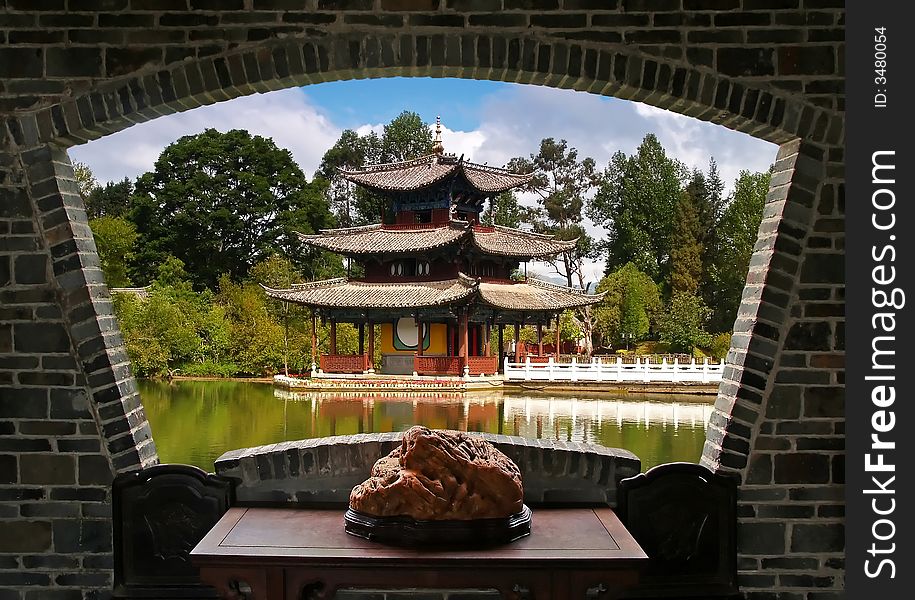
12;34;838;150
2;25;842;600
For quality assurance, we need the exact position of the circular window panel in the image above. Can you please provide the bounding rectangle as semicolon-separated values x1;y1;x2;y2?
395;317;421;348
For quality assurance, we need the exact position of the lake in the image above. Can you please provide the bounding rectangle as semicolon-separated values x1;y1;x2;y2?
137;380;715;472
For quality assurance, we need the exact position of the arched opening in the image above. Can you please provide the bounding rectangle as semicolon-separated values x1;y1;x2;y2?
69;75;777;472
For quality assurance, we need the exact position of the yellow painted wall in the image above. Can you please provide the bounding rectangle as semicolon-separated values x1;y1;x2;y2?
381;321;448;355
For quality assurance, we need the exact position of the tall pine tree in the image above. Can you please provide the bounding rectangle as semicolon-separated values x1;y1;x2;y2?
668;190;703;296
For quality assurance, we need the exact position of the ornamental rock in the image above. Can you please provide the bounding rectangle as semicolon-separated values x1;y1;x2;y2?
349;426;524;521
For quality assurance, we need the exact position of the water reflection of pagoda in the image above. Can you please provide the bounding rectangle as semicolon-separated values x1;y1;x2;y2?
266;118;603;377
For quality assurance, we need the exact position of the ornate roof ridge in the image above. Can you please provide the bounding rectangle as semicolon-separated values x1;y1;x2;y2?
349;277;474;289
279;276;480;290
380;220;468;233
490;225;560;241
261;278;348;293
337;154;443;175
525;276;605;298
461;161;534;179
299;223;382;239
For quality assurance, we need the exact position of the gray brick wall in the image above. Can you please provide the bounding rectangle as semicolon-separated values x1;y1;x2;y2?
701;139;845;598
0;3;844;599
0;140;155;599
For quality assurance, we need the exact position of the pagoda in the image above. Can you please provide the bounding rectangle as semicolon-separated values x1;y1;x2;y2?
265;118;604;377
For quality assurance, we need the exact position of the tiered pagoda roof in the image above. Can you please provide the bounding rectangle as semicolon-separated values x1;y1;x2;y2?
299;222;466;255
478;278;603;311
471;225;577;258
339;153;534;194
263;275;603;312
298;222;576;259
262;276;477;309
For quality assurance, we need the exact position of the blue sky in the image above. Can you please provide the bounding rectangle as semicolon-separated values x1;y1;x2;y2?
301;77;510;131
70;77;778;282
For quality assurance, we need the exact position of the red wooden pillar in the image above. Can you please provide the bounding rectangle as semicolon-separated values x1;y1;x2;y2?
514;323;521;362
555;314;561;359
537;322;543;356
367;319;375;373
311;311;318;369
416;318;423;357
329;320;337;355
459;311;468;371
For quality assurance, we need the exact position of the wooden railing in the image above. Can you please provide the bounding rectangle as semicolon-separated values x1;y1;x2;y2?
320;354;370;374
414;355;464;376
467;356;500;376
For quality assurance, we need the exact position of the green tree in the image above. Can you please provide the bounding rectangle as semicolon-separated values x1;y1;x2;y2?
318;129;383;227
682;161;727;310
86;177;133;219
113;259;210;378
128;128;335;289
588;134;687;281
249;254;308;376
707;169;771;332
89;216;137;287
216;276;286;376
381;111;433;162
659;292;713;353
592;263;662;348
668;190;703;295
73;161;98;200
510;138;599;353
481;191;529;228
319;111;433;226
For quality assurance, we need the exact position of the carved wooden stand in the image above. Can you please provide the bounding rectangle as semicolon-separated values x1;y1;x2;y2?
191;507;647;600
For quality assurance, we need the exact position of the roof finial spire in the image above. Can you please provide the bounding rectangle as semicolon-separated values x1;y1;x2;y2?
432;115;444;155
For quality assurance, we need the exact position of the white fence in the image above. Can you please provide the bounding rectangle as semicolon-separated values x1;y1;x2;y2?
503;356;724;384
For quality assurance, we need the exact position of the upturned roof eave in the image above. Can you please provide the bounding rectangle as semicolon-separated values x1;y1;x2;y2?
477;277;606;311
470;228;579;259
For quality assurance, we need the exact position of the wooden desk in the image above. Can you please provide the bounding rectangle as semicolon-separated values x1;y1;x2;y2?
191;507;647;600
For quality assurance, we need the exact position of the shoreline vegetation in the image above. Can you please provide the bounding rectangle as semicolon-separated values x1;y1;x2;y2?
80;113;768;380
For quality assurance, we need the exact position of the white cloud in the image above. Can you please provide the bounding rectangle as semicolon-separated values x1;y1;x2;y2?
437;125;486;161
69;88;340;184
465;84;776;193
355;122;385;137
